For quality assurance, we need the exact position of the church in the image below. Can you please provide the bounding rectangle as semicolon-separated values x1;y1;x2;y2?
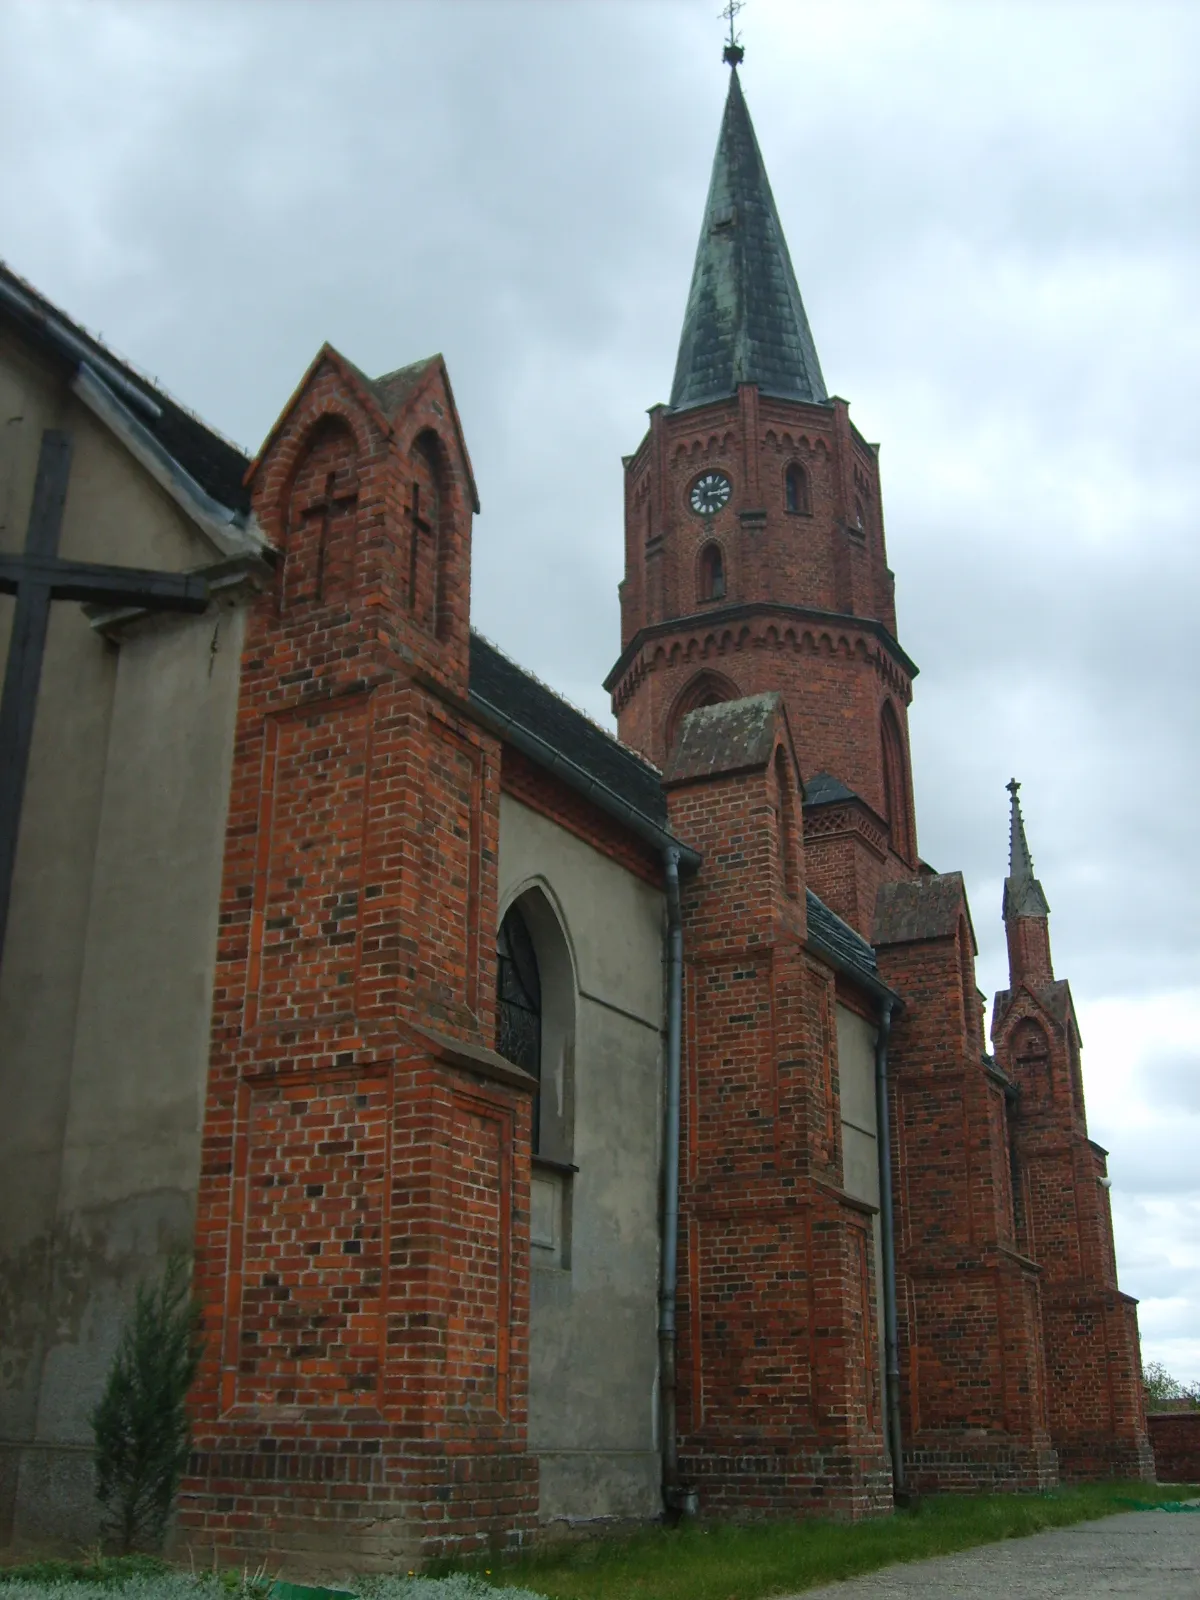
0;52;1152;1567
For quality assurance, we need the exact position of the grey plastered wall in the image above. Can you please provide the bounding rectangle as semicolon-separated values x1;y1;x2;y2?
0;332;246;1547
836;1002;886;1436
497;793;665;1525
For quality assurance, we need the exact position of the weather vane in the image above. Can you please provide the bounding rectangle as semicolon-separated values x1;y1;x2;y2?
720;0;745;66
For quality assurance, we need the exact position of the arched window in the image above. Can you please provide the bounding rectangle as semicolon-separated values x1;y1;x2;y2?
880;701;911;860
496;888;577;1166
283;416;359;613
853;496;866;535
784;462;811;516
497;904;542;1148
699;541;725;602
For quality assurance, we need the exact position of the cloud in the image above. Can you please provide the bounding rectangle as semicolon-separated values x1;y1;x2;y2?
1;0;1196;1379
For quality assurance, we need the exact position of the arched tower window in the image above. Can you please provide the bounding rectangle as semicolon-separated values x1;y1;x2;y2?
784;462;811;516
880;701;911;861
774;745;800;900
1011;1018;1051;1111
699;541;725;602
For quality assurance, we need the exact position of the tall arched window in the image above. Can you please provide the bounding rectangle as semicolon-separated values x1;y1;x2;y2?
496;903;542;1149
699;541;725;602
880;701;911;861
784;462;810;516
958;916;977;1047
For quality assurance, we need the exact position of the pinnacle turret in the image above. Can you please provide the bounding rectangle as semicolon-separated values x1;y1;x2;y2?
669;69;827;412
1003;778;1051;921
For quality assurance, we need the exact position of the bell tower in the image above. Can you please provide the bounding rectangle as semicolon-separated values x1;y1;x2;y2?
606;60;920;924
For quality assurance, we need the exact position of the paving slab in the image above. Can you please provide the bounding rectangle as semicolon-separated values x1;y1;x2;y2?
787;1509;1200;1598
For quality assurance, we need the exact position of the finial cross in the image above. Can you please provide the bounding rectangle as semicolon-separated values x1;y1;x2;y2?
720;0;745;65
1006;778;1021;799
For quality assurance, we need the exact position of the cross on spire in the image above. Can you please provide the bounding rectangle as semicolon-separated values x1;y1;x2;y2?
720;1;745;66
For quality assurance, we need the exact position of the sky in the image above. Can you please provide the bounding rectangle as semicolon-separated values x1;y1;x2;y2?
2;0;1197;1383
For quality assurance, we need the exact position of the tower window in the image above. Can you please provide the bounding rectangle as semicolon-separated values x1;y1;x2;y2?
699;542;726;602
784;462;811;516
881;701;911;861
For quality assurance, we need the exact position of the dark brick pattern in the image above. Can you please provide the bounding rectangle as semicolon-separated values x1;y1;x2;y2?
179;350;539;1569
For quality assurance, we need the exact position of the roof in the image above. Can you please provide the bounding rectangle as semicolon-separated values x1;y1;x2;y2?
663;691;782;784
468;632;667;827
803;771;857;807
874;872;972;947
0;260;251;515
806;891;883;992
669;69;828;412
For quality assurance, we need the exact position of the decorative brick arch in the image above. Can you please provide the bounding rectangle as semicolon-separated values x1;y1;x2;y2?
281;414;360;614
880;698;913;861
408;427;456;640
666;667;741;753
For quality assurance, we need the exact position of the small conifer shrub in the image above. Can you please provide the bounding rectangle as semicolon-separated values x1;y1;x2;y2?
90;1252;205;1552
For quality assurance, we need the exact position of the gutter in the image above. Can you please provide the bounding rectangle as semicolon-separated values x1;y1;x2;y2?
0;275;164;421
467;690;701;873
659;846;687;1515
874;996;905;1500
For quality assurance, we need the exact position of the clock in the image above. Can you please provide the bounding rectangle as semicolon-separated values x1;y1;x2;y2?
689;470;732;516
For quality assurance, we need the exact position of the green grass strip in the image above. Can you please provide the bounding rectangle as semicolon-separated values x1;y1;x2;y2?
445;1480;1199;1600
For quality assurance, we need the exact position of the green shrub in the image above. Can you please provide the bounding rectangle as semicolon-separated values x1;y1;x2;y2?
90;1253;205;1552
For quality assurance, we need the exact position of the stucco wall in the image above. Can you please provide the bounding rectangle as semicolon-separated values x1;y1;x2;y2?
498;793;665;1525
836;1002;886;1437
0;332;245;1547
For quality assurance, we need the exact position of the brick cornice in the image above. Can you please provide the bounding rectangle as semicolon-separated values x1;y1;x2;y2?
605;601;917;709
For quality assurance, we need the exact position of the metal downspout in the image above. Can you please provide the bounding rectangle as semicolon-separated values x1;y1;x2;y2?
874;997;906;1499
660;845;684;1512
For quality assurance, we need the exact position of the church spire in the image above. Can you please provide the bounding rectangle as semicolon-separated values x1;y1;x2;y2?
669;64;828;412
1003;779;1054;990
1003;779;1050;920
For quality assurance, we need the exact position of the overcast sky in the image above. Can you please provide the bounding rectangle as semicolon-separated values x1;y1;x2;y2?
3;0;1197;1385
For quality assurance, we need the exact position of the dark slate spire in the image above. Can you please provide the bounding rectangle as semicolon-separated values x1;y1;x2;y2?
1003;779;1051;920
670;68;828;412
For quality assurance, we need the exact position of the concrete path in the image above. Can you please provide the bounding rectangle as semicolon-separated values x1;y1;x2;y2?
789;1508;1200;1598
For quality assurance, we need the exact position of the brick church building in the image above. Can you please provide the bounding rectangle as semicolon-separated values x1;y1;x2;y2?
0;56;1151;1566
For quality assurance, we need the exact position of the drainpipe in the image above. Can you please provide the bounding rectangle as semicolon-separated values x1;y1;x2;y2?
874;996;906;1499
660;845;685;1513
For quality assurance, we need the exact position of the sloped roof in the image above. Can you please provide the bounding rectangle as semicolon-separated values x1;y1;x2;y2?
806;891;882;991
663;691;782;784
468;633;667;826
874;872;971;947
803;771;857;806
0;260;251;514
670;69;827;411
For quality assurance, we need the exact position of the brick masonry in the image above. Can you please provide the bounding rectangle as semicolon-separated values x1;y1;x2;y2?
178;351;539;1569
1146;1413;1200;1483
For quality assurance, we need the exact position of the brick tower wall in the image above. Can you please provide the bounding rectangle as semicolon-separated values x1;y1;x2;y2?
664;701;891;1518
178;351;538;1570
875;888;1058;1493
994;982;1154;1482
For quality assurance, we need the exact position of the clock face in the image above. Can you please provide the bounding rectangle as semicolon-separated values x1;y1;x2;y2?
689;470;732;517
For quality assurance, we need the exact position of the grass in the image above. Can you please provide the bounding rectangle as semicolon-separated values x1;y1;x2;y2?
438;1480;1200;1600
